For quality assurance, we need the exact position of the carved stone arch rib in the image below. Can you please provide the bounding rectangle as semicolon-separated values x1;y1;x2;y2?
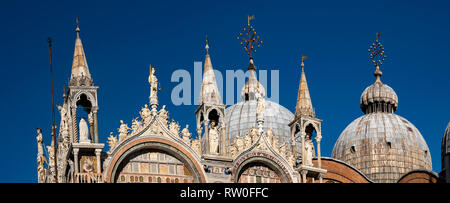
232;151;293;183
72;91;97;108
104;137;206;183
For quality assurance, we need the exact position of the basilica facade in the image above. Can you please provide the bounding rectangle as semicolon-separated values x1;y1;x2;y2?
36;20;448;183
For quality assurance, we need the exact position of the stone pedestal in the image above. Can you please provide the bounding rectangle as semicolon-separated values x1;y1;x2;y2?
298;165;327;183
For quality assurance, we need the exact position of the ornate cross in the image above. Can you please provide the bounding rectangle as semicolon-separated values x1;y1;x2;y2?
237;15;263;59
368;32;386;68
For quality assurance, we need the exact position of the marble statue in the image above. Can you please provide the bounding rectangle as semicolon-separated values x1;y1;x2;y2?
209;120;219;154
149;66;158;98
118;120;131;142
273;136;280;153
287;152;296;167
131;117;142;135
244;133;252;149
169;120;180;135
304;138;314;166
249;127;259;144
236;136;245;152
158;105;169;126
79;118;90;143
181;124;191;144
255;90;265;121
36;128;47;183
140;104;152;124
229;144;238;158
46;144;55;182
191;137;202;156
266;129;274;145
57;104;69;135
107;132;118;152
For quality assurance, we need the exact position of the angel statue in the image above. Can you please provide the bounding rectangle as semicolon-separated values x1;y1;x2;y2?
148;66;159;98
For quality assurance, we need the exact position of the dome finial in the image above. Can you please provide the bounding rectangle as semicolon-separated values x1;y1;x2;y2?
205;35;209;55
75;17;80;38
301;55;308;71
368;32;386;83
237;15;263;70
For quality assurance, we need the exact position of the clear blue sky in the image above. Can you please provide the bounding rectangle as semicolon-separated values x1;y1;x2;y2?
0;0;449;182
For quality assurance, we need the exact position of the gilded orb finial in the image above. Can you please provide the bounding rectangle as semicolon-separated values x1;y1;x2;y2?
368;32;386;83
237;15;263;65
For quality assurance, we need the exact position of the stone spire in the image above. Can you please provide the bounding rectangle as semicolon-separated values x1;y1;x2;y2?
295;56;315;118
199;36;222;105
69;17;93;86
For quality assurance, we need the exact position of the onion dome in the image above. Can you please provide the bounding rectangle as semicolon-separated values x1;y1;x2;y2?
332;33;432;183
360;66;398;114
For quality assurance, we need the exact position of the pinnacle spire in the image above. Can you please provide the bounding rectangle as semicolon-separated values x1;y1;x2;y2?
70;17;93;86
199;38;222;105
295;56;315;118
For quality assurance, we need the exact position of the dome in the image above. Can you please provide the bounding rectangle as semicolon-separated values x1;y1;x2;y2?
332;112;432;183
360;82;398;114
225;100;294;144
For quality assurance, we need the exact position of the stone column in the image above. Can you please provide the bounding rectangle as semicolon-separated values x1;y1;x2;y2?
95;149;102;173
301;132;306;166
316;134;322;169
93;108;99;143
300;170;307;183
220;121;226;156
291;125;297;155
318;173;324;183
71;107;78;143
88;112;94;142
204;119;210;155
73;148;79;174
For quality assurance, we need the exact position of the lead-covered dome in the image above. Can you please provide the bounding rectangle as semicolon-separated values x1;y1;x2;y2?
332;113;432;183
332;36;432;182
225;100;294;144
225;61;294;145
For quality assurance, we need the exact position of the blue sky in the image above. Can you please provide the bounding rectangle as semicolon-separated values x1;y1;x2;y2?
0;0;449;182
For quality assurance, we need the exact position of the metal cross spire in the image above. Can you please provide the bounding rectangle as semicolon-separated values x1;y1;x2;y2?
237;15;263;60
368;32;387;83
368;32;386;68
